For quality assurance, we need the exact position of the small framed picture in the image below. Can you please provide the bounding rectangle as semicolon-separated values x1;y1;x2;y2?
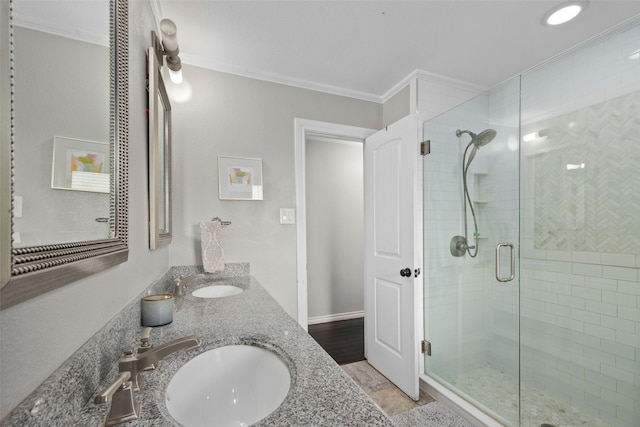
217;156;263;200
51;136;110;193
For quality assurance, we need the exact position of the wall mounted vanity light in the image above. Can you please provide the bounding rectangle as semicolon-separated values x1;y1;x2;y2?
152;18;183;84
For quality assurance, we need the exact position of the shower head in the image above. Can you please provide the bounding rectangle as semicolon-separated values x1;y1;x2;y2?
455;128;497;148
456;128;497;171
473;129;497;147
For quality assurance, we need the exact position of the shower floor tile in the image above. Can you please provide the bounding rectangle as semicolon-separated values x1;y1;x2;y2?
450;365;610;427
342;360;435;416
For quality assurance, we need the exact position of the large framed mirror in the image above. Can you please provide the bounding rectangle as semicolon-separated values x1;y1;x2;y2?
148;41;172;249
0;0;129;309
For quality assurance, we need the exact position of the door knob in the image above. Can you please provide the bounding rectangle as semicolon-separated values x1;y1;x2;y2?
400;268;411;277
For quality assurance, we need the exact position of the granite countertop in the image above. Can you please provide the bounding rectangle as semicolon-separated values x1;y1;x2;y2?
6;271;394;426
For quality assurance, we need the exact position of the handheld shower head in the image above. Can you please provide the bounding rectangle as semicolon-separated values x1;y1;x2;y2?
474;129;497;147
456;128;497;170
456;128;497;148
452;128;497;259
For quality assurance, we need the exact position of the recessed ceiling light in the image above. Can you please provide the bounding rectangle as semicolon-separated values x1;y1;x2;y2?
542;1;589;26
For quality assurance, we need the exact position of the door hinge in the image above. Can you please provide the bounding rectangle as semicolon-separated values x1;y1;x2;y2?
421;340;431;356
420;140;430;156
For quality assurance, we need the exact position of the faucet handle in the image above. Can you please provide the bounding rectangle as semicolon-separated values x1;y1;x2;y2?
94;371;141;425
135;329;157;371
138;327;153;354
95;371;131;404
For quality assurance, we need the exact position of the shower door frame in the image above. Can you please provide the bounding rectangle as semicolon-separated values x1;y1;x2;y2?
420;79;522;426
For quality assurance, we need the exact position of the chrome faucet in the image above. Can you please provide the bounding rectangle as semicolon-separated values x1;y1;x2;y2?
95;329;201;425
173;273;204;296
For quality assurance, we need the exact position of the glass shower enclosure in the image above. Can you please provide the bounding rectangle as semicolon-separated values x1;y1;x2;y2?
423;78;521;425
422;17;640;427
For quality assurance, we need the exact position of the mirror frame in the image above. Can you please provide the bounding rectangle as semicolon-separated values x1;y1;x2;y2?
148;40;172;249
0;0;129;309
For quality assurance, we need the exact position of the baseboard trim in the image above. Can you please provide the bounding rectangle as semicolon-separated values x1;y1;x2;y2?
307;310;364;325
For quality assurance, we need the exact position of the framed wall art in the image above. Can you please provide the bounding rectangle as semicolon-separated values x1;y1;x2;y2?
51;136;110;193
218;156;263;200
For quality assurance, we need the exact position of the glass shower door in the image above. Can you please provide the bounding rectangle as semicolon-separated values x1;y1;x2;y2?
422;77;521;425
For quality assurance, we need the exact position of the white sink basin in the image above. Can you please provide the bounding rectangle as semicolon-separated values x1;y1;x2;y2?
165;345;290;427
192;285;243;298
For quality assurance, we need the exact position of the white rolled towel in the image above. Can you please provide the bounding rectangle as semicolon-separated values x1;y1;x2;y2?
200;219;224;272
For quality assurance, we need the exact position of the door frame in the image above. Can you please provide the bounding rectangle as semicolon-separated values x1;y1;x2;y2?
294;118;376;330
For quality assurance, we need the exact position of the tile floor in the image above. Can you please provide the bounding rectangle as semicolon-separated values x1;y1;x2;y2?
341;360;436;416
344;361;613;427
450;365;610;427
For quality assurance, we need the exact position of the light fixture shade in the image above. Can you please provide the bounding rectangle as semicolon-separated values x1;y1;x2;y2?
160;19;179;52
159;18;183;84
169;69;183;85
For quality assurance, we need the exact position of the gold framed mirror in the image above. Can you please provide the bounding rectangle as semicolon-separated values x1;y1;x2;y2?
0;0;129;309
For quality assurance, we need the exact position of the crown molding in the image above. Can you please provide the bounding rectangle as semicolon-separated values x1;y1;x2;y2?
414;69;487;93
12;15;108;47
179;54;487;105
380;69;488;104
180;53;384;103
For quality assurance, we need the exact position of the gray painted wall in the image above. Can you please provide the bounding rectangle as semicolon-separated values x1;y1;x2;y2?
0;1;169;417
306;138;364;318
383;84;410;127
13;27;110;246
167;65;381;318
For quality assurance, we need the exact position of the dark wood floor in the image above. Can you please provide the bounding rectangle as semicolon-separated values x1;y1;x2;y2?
308;317;365;365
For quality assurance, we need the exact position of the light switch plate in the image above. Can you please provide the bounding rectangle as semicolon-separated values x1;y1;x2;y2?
14;196;23;218
280;208;295;225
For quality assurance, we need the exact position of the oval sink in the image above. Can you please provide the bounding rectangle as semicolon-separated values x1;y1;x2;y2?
192;285;243;298
166;345;290;427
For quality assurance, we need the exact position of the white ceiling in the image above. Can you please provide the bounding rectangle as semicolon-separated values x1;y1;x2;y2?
157;1;640;102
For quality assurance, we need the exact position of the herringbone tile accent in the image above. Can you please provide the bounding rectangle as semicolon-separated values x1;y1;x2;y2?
534;91;640;253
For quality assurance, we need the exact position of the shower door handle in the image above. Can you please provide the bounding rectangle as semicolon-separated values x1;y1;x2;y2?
495;242;515;282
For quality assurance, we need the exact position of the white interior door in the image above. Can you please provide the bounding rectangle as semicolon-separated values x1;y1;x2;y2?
364;113;420;400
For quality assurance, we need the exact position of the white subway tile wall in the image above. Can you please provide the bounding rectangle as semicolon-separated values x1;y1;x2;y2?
520;18;640;426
